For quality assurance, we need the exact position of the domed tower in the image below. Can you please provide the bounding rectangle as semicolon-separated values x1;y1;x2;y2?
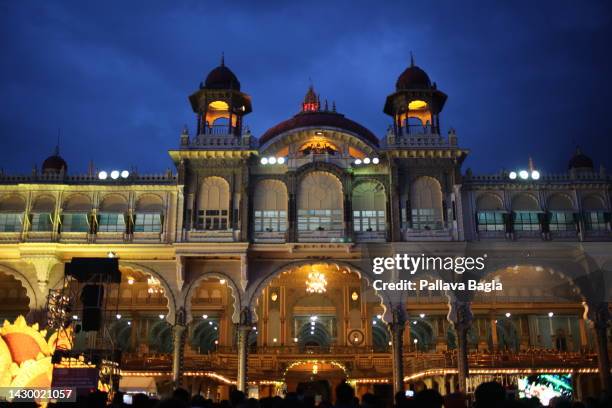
568;147;595;172
41;145;67;175
383;55;447;136
188;55;252;137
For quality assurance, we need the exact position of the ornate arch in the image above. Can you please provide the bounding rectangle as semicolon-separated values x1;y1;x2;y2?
295;162;347;190
0;264;38;312
182;271;242;324
246;260;389;323
119;262;177;323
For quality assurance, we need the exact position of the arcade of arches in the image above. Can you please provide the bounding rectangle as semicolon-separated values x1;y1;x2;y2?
0;258;609;401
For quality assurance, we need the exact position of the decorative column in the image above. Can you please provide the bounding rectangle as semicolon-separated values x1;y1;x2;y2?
587;302;610;393
389;305;407;396
448;300;473;392
172;307;187;387
237;307;253;392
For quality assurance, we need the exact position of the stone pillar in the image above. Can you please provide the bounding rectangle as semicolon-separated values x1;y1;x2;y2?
237;307;253;392
490;316;499;352
389;305;406;396
172;324;186;387
588;302;610;393
448;300;473;392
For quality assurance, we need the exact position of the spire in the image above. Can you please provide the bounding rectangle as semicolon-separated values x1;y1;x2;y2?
410;51;415;67
55;129;61;156
302;84;320;112
528;156;535;171
220;52;225;67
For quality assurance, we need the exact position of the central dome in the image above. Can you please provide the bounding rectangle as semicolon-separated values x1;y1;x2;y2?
259;111;379;147
203;57;241;90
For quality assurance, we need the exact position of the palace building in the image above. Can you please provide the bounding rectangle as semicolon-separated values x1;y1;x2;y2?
0;57;610;403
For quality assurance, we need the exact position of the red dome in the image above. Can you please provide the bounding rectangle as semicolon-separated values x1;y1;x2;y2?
259;111;379;147
396;65;431;90
42;154;67;174
203;58;240;90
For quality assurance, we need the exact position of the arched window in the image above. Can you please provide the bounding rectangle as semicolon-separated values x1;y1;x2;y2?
298;172;343;234
582;195;607;231
134;194;163;232
476;193;505;232
198;177;230;230
511;194;541;231
410;177;443;230
372;322;390;352
253;180;288;233
30;196;55;231
548;194;575;231
0;195;26;232
352;181;386;232
98;195;128;233
190;319;220;354
62;194;91;232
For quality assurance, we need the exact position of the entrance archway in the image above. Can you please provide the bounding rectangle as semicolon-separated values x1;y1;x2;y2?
283;360;349;400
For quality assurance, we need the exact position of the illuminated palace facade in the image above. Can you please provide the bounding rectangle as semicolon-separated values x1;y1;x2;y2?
0;58;610;402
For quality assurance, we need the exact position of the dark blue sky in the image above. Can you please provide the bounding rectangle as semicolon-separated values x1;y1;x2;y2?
1;1;611;175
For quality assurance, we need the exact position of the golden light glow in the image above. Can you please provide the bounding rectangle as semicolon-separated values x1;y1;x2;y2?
312;364;318;374
208;100;229;111
270;292;278;302
351;291;359;301
408;100;428;110
306;271;327;294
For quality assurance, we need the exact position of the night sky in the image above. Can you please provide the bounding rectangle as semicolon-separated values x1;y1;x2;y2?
1;1;611;175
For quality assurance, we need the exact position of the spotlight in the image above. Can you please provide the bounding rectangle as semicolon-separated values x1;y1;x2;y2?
419;313;426;319
519;170;529;180
111;170;120;180
121;170;130;178
413;339;418;344
252;326;257;330
202;314;208;319
219;279;226;284
209;321;213;325
509;171;517;180
214;326;217;330
260;157;268;165
531;170;540;180
372;320;377;325
310;316;317;321
159;314;165;320
116;314;122;320
354;159;362;165
127;321;131;326
376;314;382;319
127;277;134;285
505;312;512;318
277;157;285;164
548;312;554;317
269;157;277;165
363;157;371;164
294;337;298;342
98;171;108;180
273;338;277;343
372;157;380;164
107;251;116;258
72;315;78;320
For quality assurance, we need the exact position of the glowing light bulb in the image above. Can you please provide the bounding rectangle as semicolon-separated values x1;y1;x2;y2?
354;159;362;165
363;157;371;164
277;157;285;164
111;170;120;179
372;157;380;164
98;171;108;180
121;170;130;178
531;170;540;180
260;157;268;165
269;157;277;164
519;170;529;180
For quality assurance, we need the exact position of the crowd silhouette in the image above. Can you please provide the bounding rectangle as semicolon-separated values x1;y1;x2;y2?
0;381;609;408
